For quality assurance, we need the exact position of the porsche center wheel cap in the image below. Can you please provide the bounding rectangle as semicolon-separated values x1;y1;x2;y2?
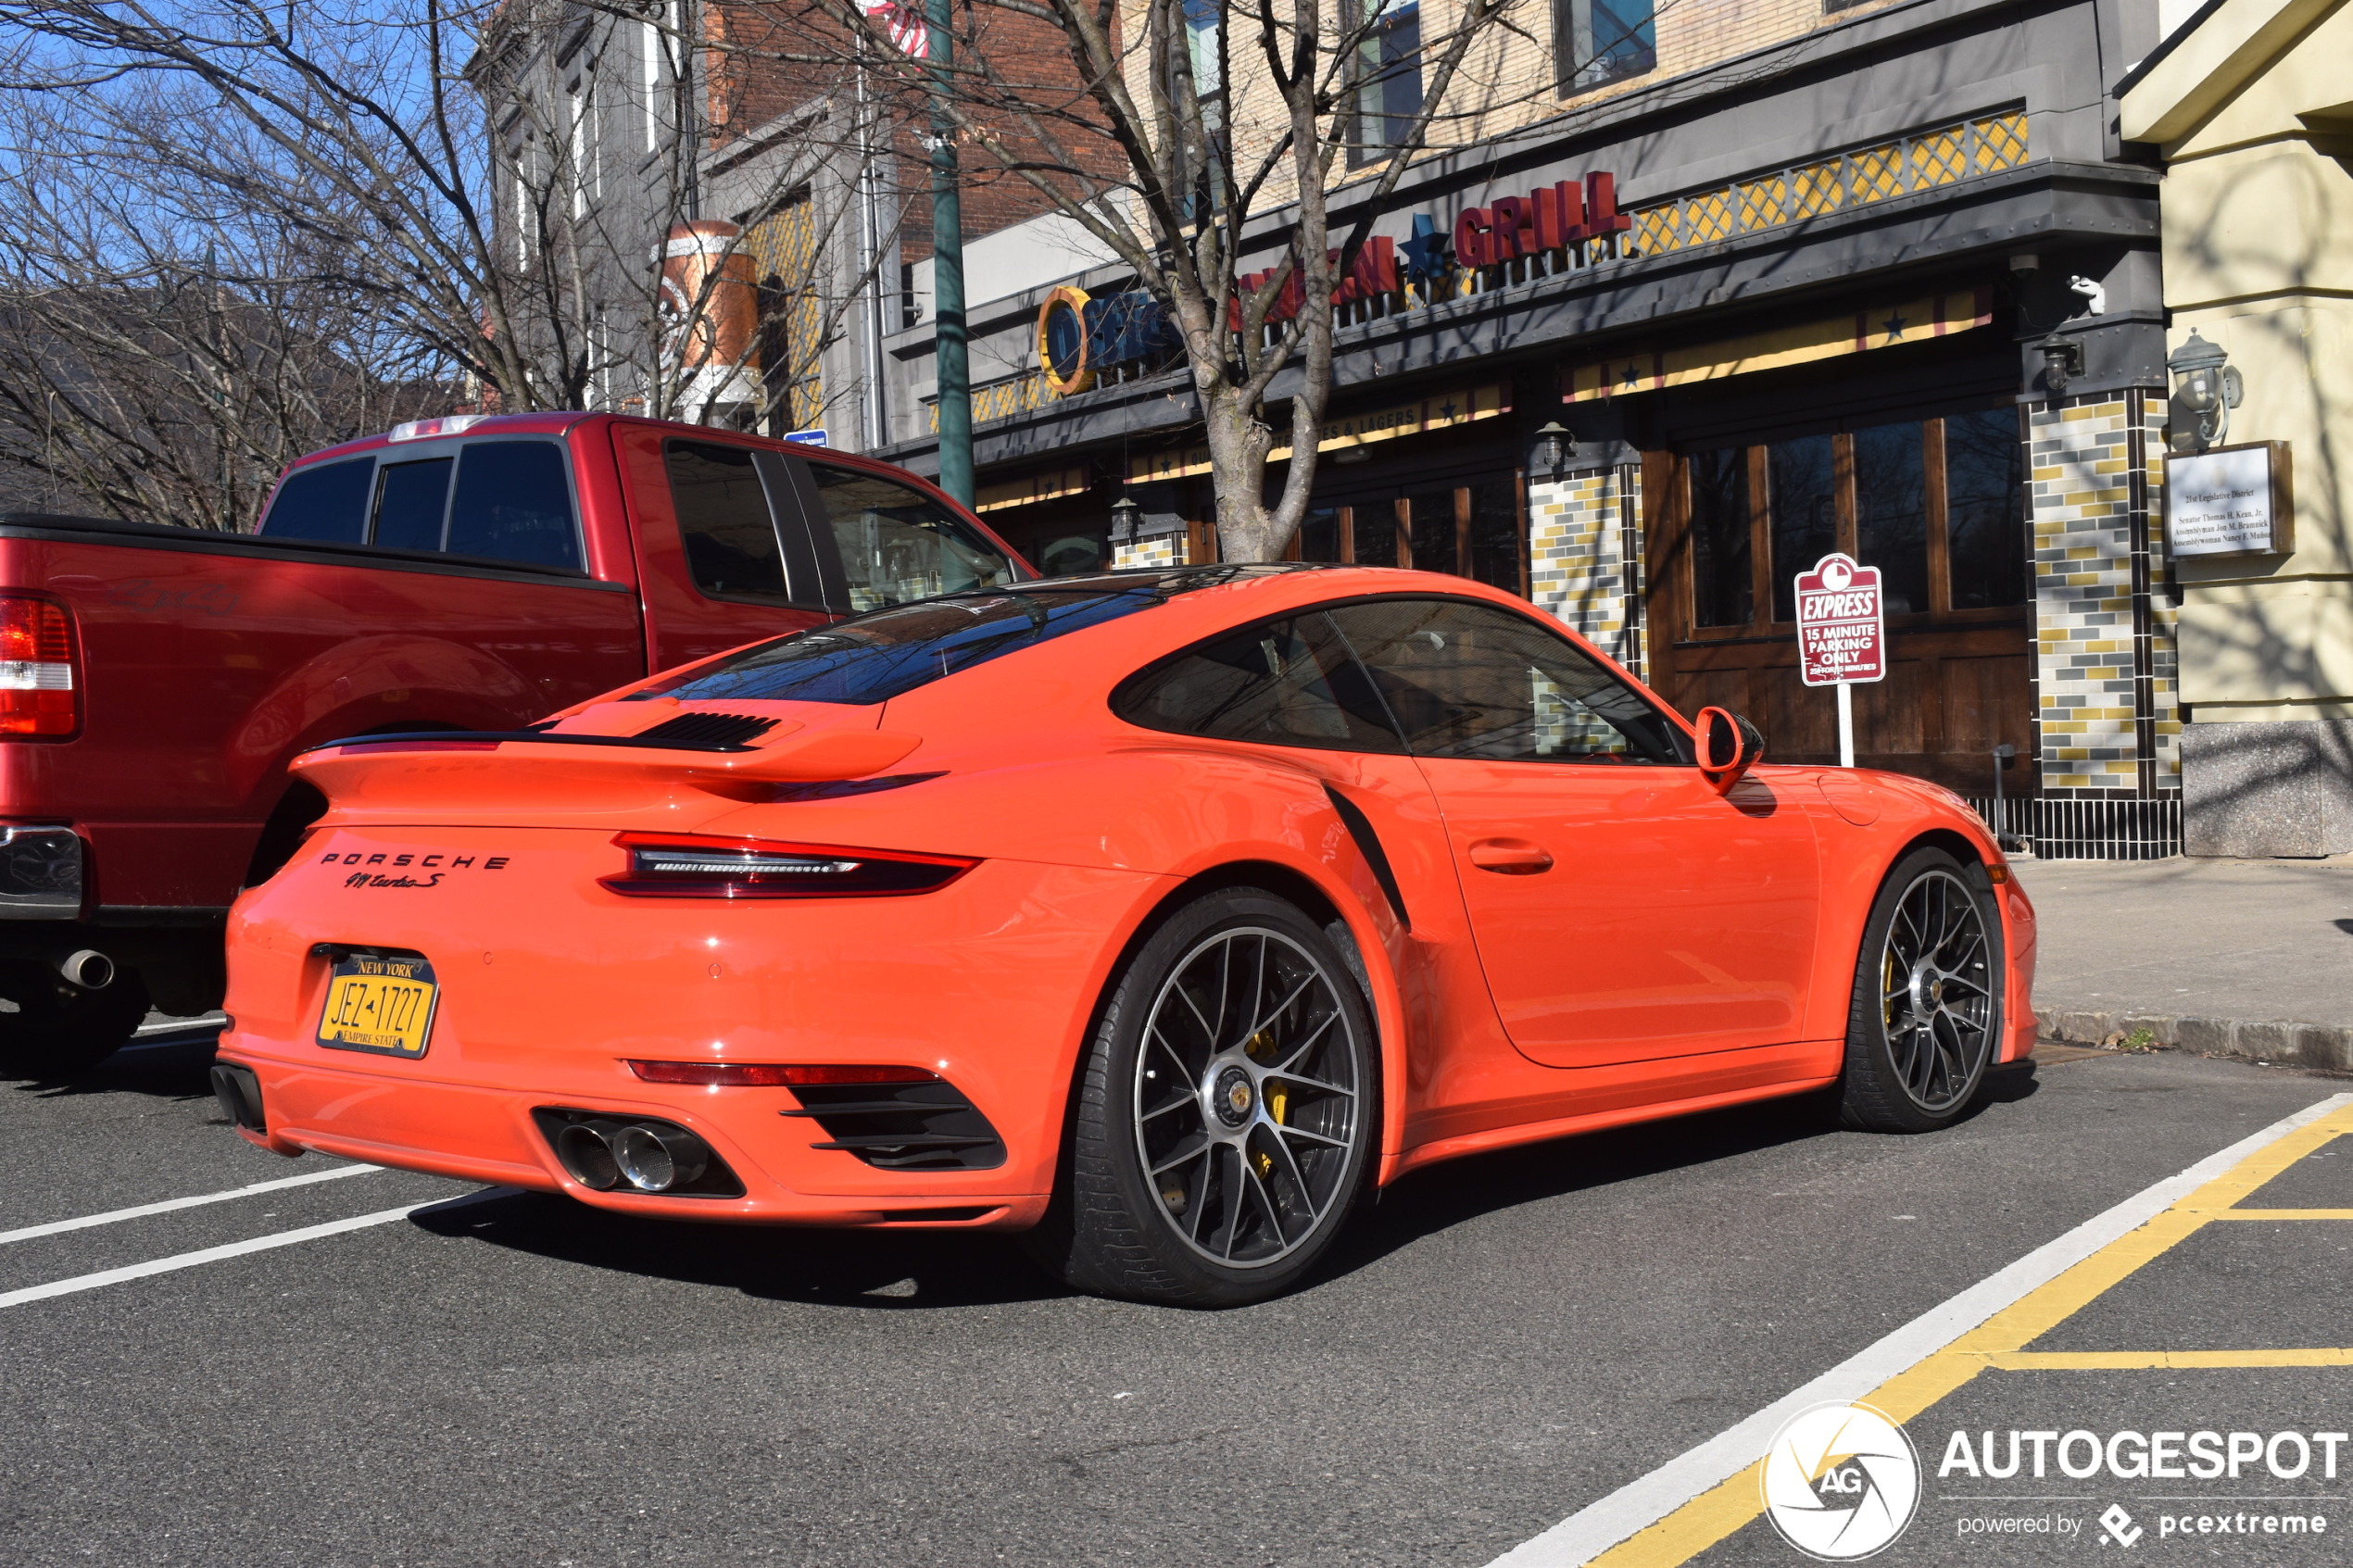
1213;1065;1254;1127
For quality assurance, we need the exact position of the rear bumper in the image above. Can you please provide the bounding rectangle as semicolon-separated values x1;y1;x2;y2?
220;1047;1051;1227
221;826;1170;1227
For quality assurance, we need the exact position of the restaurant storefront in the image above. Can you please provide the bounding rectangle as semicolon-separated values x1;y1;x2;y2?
882;0;2182;854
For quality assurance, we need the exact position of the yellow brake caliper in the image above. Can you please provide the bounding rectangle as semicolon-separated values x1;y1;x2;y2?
1247;1030;1287;1175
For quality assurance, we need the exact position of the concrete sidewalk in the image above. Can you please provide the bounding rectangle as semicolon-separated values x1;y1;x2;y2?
2014;853;2353;1068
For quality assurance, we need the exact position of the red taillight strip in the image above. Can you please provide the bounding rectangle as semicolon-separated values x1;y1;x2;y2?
626;1060;941;1086
600;831;978;900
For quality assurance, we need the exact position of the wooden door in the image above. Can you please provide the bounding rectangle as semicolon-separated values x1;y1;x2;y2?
1641;409;2035;797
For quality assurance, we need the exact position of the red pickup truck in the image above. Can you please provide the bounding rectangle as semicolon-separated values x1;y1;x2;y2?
0;411;1028;1075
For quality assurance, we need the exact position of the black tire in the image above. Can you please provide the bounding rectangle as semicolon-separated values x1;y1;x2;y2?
1033;887;1379;1307
0;967;150;1079
1837;847;2003;1133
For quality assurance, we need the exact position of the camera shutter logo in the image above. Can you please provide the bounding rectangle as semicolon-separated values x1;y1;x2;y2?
1759;1402;1921;1560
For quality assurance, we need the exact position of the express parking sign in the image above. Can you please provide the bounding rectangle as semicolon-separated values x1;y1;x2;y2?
1796;553;1886;687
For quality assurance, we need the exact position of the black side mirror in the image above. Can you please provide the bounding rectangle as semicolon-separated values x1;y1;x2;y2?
1694;706;1766;792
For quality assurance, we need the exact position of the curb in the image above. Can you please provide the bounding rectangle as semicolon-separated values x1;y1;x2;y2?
2038;1009;2353;1073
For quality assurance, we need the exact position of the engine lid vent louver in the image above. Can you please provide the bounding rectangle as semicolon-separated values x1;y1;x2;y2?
631;711;780;750
782;1077;1007;1171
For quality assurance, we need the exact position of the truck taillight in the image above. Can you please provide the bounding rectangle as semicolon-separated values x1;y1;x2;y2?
0;596;78;738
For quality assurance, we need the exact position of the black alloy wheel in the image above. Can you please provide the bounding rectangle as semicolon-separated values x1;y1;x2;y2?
1033;887;1378;1307
1838;847;2003;1132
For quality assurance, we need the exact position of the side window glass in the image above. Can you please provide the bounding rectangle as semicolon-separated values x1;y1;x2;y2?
1327;598;1687;763
667;441;796;603
259;458;373;544
1113;612;1405;753
446;442;581;571
371;458;452;552
809;465;1014;610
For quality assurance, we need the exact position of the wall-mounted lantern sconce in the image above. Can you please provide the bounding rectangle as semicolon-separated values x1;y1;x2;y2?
2037;333;2085;396
1534;420;1575;476
2166;330;2243;455
1109;493;1142;544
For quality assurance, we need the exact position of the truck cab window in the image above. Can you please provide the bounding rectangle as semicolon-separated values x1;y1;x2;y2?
667;441;797;604
446;442;581;571
260;458;374;544
371;458;453;552
808;465;1014;610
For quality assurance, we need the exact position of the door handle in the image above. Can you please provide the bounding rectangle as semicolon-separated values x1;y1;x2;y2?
1467;838;1554;874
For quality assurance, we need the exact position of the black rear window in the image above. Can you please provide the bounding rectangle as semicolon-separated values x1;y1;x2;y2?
447;442;580;570
640;566;1311;707
261;458;373;543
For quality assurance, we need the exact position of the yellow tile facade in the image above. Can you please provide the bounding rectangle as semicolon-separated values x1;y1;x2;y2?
2028;393;2180;794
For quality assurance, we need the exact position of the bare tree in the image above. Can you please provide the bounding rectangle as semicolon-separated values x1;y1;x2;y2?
758;0;1519;560
0;0;907;525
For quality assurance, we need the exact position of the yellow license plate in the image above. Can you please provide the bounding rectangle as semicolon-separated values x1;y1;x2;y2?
316;950;439;1059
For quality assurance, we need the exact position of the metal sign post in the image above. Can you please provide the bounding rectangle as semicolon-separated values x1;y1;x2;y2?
1793;552;1886;768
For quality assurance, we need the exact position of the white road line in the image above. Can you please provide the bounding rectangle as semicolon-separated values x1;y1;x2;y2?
0;1187;509;1311
1487;1091;2353;1568
0;1163;384;1247
132;1013;227;1039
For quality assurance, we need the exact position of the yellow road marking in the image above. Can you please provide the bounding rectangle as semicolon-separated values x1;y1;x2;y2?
1584;1102;2353;1568
2209;1208;2353;1220
1982;1349;2353;1370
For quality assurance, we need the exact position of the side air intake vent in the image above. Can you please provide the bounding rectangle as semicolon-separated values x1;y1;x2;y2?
783;1076;1006;1170
633;711;779;750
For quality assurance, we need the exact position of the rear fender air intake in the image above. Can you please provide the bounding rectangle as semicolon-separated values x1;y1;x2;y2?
783;1078;1007;1171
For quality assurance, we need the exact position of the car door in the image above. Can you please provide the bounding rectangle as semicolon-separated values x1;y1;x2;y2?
1327;596;1822;1069
610;424;833;672
778;457;1022;614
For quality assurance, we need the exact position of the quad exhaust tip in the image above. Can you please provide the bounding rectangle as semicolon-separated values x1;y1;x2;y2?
550;1115;716;1195
209;1062;266;1133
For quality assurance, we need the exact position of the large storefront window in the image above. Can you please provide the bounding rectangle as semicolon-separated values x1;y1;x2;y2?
1287;476;1525;594
1689;408;2026;630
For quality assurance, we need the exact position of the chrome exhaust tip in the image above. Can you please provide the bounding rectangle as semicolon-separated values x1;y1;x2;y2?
611;1123;712;1193
57;948;113;990
209;1062;265;1132
531;1109;744;1198
553;1120;623;1190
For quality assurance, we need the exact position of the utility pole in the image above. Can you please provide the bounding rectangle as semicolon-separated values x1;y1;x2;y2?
854;42;888;451
923;0;971;505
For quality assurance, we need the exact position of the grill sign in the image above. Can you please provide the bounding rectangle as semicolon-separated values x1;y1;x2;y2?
1796;553;1886;687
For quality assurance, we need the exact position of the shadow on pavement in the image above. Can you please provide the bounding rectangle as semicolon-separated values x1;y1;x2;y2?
3;1029;221;1104
409;1187;1068;1311
1326;1062;2039;1284
403;1064;2039;1312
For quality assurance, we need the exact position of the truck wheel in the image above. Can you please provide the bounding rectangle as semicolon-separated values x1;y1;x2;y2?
0;968;151;1079
1836;848;2002;1133
1032;887;1378;1307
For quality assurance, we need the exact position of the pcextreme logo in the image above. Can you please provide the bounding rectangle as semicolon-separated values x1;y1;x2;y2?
1760;1402;1922;1561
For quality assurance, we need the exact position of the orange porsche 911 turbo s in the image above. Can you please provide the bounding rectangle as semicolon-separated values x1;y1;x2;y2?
215;565;2035;1306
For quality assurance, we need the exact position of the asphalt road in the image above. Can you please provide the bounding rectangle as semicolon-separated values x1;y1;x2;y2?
2;1033;2344;1568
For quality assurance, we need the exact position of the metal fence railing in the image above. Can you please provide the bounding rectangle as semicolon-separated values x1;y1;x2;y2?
1965;796;2183;861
